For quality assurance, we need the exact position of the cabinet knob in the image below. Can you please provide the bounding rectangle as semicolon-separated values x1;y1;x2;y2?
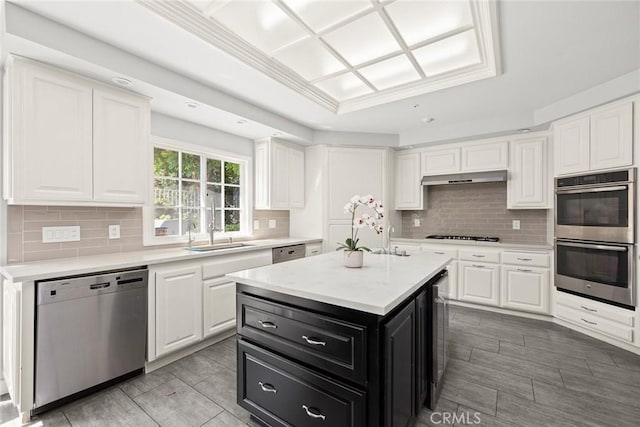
258;381;277;394
472;254;485;258
302;405;326;421
581;318;597;326
517;268;532;273
580;305;597;313
471;264;485;268
258;320;277;329
302;335;326;346
517;258;533;261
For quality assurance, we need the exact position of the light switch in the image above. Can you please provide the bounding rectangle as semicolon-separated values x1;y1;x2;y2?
414;218;421;227
109;225;121;239
42;226;81;243
512;220;521;230
253;220;260;230
269;220;277;229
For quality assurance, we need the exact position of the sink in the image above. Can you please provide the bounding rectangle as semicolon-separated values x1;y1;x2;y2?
186;243;253;252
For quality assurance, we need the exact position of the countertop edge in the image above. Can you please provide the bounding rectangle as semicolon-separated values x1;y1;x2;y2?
390;238;553;251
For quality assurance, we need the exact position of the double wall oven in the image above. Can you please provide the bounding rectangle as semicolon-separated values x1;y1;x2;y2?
555;168;636;308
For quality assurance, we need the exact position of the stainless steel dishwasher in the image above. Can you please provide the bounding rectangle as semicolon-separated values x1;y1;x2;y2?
35;267;148;412
272;244;306;263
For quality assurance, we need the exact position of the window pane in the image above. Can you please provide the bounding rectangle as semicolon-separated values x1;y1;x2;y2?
181;153;200;179
225;186;240;208
224;162;240;185
182;182;201;207
154;179;178;206
154;208;179;236
206;209;222;232
154;148;178;177
225;210;240;232
207;158;222;183
206;184;222;208
181;208;201;234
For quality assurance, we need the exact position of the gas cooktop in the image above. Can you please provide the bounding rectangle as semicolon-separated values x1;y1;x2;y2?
426;235;500;242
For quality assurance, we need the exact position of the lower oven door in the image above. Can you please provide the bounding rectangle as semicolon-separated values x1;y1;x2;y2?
555;239;634;307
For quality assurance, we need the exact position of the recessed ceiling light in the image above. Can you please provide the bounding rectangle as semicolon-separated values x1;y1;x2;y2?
185;102;199;109
413;104;420;108
111;77;133;87
421;117;435;123
272;132;282;137
237;119;248;125
518;128;531;133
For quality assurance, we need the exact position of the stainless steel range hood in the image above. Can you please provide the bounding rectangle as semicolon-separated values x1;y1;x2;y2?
421;170;507;186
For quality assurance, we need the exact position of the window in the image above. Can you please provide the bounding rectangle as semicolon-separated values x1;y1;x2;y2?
150;142;249;242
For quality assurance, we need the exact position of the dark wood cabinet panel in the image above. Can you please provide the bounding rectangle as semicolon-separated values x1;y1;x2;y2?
383;301;416;427
415;289;429;413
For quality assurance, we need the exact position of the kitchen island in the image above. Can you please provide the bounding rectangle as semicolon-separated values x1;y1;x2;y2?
228;251;451;427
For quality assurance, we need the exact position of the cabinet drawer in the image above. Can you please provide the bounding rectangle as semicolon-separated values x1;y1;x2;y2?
420;245;457;259
502;251;550;267
556;292;634;327
459;249;500;263
203;250;272;279
555;306;634;343
238;294;367;384
239;340;366;427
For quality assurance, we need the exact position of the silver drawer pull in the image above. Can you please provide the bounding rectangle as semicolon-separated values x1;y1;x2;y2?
581;318;597;326
517;258;532;261
258;320;277;329
517;268;532;273
302;405;326;421
434;251;445;255
472;264;485;268
258;381;277;394
581;305;597;313
472;254;485;258
302;335;326;346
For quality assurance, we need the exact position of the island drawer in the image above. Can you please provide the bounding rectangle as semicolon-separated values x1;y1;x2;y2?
238;294;367;384
239;340;366;427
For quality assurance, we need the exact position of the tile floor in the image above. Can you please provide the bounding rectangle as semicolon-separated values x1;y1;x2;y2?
1;305;639;426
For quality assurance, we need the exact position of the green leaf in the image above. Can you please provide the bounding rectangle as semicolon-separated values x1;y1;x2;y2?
359;246;371;252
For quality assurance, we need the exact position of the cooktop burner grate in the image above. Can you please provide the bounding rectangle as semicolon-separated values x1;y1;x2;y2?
426;235;500;242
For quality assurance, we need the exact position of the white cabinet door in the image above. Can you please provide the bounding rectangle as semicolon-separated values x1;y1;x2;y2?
305;242;323;256
589;102;633;171
93;86;149;204
447;261;458;300
155;266;203;357
328;149;384;220
15;60;93;202
500;266;549;314
554;116;590;175
421;148;460;176
508;138;549;209
395;152;423;210
461;141;508;172
289;147;305;208
254;142;270;209
271;143;291;209
203;278;236;338
459;261;499;306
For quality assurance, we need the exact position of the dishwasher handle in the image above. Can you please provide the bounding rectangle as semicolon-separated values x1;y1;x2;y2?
90;282;111;290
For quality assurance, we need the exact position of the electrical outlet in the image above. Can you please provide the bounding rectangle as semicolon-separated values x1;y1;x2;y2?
42;226;80;243
269;219;277;229
413;218;421;227
512;220;521;230
253;220;260;230
109;225;121;239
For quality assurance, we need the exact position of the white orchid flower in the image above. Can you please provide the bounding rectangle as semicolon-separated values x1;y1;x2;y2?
353;217;366;228
343;202;355;214
350;195;361;204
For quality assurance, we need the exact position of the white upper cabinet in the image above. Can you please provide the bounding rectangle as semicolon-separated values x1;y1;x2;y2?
4;56;94;203
421;147;460;176
460;140;508;172
421;140;507;176
508;137;549;209
553;101;633;176
395;152;423;210
254;138;304;210
93;86;149;204
3;55;150;206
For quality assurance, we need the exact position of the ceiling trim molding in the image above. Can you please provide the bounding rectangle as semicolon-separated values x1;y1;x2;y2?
139;0;501;115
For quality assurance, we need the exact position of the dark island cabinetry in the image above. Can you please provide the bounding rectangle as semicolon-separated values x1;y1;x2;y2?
236;269;447;427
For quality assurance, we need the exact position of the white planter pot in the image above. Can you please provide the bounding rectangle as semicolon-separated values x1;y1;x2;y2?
343;250;364;268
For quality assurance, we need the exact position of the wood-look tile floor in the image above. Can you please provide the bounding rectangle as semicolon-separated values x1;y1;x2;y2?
1;305;639;426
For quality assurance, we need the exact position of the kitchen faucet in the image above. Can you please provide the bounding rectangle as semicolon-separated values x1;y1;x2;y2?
208;191;217;245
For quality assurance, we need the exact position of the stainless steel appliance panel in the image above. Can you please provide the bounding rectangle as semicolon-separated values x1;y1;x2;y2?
272;244;306;264
430;269;449;409
555;240;634;307
35;268;148;408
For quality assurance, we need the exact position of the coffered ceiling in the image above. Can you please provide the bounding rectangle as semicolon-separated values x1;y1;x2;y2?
140;0;500;113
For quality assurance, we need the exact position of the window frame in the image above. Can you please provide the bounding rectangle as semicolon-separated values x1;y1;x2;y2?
143;136;253;246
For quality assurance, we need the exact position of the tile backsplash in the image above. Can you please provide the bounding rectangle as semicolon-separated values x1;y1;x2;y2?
7;206;290;264
400;182;549;244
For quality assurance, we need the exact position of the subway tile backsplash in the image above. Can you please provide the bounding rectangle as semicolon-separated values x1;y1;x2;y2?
400;182;549;244
7;206;290;264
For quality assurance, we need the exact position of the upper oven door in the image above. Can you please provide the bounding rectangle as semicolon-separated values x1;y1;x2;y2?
555;183;634;243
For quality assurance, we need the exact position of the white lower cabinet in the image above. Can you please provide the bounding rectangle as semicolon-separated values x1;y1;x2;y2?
446;261;458;300
459;261;500;306
155;265;203;358
203;278;236;338
500;266;549;314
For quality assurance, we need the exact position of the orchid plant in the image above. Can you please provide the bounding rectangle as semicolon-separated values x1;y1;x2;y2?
336;194;384;253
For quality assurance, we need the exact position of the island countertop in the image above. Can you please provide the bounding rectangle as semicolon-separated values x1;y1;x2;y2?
227;251;451;316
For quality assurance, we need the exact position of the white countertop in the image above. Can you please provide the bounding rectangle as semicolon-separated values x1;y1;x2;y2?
391;237;553;251
228;251;451;316
0;237;322;282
